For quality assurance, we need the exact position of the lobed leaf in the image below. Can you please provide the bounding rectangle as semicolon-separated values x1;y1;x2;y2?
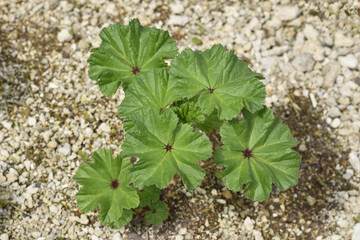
145;201;169;225
170;44;266;120
74;149;139;226
121;109;212;190
88;19;178;96
118;68;179;118
214;106;300;202
108;209;133;229
138;185;161;207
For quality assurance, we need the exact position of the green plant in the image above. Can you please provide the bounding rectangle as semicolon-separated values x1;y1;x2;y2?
74;19;300;228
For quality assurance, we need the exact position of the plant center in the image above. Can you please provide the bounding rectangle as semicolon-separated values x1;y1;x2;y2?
132;66;140;75
242;148;254;159
208;87;215;93
163;144;173;153
110;179;119;189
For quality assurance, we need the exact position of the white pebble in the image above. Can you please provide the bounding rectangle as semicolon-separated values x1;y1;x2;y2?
1;121;12;130
243;217;254;231
58;143;71;156
274;4;299;21
57;29;73;42
168;15;189;26
339;55;358;69
330;118;341;128
170;2;184;14
28;117;37;126
112;233;122;240
211;189;218;196
179;228;187;235
253;230;264;240
353;223;360;240
349;152;360;173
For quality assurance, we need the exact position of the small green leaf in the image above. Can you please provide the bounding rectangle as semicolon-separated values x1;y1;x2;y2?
88;18;178;96
171;100;205;124
170;44;265;120
145;201;168;225
122;109;212;190
199;26;205;34
118;68;180;117
138;185;161;207
214;107;300;202
74;149;139;226
108;209;133;229
192;37;202;45
196;109;224;134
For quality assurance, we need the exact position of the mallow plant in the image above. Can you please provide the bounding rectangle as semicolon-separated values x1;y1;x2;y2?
73;19;300;228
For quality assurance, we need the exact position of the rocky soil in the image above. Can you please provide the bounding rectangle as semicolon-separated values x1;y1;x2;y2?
0;0;360;239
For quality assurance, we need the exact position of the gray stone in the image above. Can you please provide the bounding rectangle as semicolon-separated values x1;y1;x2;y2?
329;107;341;118
274;5;299;21
292;53;315;72
322;61;341;88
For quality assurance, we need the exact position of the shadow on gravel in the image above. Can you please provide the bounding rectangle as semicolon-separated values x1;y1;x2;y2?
127;93;355;240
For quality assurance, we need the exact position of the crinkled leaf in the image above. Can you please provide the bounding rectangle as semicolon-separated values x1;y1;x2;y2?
118;68;179;117
170;44;265;120
138;185;161;207
88;18;178;96
108;209;133;229
74;149;139;225
145;201;168;225
121;109;212;190
171;100;205;124
214;107;300;202
196;109;224;134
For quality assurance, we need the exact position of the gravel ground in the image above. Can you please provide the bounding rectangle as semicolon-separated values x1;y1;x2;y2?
1;0;360;239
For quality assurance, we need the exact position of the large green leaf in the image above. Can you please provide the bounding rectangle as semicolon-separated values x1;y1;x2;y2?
118;68;179;117
170;44;265;120
121;109;212;190
88;19;178;96
74;149;139;225
214;107;300;202
108;209;133;229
